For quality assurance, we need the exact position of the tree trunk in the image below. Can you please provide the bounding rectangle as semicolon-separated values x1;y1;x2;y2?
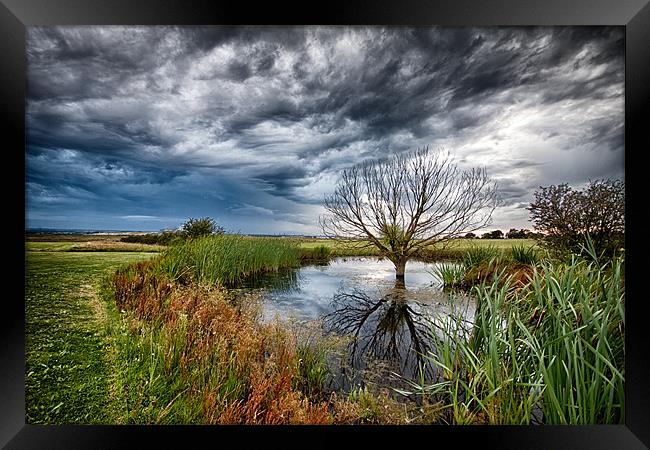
394;258;407;287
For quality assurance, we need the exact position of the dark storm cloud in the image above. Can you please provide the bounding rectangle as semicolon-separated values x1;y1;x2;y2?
26;26;624;232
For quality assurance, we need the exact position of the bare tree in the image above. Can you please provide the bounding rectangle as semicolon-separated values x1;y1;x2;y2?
320;147;498;282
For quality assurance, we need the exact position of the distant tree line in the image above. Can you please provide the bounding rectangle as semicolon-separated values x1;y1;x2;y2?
121;217;225;245
462;229;543;240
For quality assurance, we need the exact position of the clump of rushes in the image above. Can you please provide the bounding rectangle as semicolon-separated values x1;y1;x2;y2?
461;245;501;287
456;244;535;289
397;252;625;425
462;244;502;270
431;262;466;289
294;342;329;400
157;234;301;287
509;244;538;265
310;245;332;262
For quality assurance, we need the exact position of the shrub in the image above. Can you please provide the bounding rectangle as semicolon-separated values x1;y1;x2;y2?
181;217;225;239
528;179;624;257
481;230;503;239
506;228;535;239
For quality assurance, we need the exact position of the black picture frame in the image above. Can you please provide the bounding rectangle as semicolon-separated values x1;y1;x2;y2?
3;0;648;448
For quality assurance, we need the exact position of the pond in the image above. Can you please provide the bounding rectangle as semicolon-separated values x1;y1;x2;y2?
233;257;477;395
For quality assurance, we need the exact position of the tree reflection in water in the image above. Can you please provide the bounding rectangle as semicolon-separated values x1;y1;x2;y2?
324;283;448;390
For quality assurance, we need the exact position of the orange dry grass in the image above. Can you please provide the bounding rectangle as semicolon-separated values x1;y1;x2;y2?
465;262;534;290
113;261;336;424
217;369;332;424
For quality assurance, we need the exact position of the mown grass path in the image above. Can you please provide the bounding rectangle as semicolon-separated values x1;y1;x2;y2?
25;250;156;423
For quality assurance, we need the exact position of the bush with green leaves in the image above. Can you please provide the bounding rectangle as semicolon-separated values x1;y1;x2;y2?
180;217;225;239
528;179;624;257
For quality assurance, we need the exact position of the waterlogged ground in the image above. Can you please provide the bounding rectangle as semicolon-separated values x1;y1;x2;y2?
236;257;477;393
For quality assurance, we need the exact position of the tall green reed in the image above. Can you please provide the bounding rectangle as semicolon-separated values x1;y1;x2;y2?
398;251;625;425
431;262;466;288
462;244;502;270
509;244;539;265
519;254;625;424
157;234;301;286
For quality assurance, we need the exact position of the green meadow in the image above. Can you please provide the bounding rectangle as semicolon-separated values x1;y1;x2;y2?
26;250;157;423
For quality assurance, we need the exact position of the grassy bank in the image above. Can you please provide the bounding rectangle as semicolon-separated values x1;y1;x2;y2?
95;235;422;423
25;250;157;423
107;262;354;424
26;246;401;425
26;240;164;253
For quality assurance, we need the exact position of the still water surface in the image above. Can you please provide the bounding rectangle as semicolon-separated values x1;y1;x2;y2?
235;257;477;393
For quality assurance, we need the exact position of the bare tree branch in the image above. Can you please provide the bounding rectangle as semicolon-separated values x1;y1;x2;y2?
321;146;499;279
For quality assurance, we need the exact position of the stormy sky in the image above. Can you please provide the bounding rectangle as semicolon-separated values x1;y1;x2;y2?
26;26;624;234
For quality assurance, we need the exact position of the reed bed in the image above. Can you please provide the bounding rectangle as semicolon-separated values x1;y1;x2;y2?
398;252;625;425
433;243;538;290
157;234;301;286
462;244;503;269
299;244;332;263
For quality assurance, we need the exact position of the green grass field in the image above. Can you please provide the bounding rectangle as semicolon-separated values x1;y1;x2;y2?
296;237;537;258
25;250;157;423
26;235;536;255
297;237;535;249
